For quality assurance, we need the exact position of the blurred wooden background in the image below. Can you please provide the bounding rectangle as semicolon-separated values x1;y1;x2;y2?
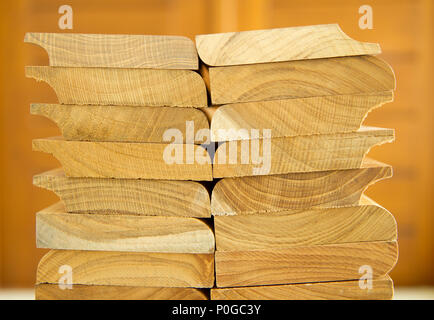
0;0;433;287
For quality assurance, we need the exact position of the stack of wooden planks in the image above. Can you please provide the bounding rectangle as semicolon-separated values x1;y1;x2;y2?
26;33;214;300
196;24;398;300
26;24;398;300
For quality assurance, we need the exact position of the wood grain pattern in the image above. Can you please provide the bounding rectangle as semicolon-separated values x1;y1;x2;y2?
30;103;209;143
215;241;398;287
204;55;395;105
32;137;213;180
36;284;208;300
33;168;211;217
25;66;207;107
196;24;381;66
211;276;393;300
210;92;393;141
212;159;391;215
36;202;215;254
37;250;215;288
213;127;394;178
25;33;199;69
214;197;396;251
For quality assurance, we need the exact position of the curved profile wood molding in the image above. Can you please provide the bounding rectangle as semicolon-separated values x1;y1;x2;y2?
212;127;394;178
33;169;211;217
36;202;215;254
210;91;394;141
215;241;398;287
214;196;397;251
196;24;381;66
25;66;208;108
211;158;392;215
211;276;393;300
30;103;209;143
36;284;208;300
32;137;213;180
202;56;395;105
25;32;198;69
37;250;215;288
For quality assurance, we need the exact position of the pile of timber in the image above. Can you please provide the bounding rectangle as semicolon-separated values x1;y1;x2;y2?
26;24;397;300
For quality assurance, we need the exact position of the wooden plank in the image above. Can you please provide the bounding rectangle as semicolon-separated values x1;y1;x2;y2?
24;33;198;70
32;137;213;180
212;159;391;215
210;91;393;141
37;250;215;288
211;276;393;300
25;66;207;108
33;168;211;217
196;24;381;66
36;202;215;254
203;56;395;105
36;284;208;300
214;196;396;251
215;241;398;287
213;127;394;178
30;103;209;143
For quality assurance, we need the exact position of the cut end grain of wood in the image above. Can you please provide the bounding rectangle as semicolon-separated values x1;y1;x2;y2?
25;66;208;108
32;137;213;181
30;103;209;143
25;32;199;69
211;276;393;300
37;250;215;288
196;24;381;66
211;158;392;215
33;168;211;217
36;284;209;300
36;202;215;254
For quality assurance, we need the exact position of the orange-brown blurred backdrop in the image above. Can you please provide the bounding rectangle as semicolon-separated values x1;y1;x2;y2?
0;0;433;287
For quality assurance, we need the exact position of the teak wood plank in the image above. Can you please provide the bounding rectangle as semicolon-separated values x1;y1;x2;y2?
25;33;199;69
36;202;215;254
202;56;395;105
196;24;381;66
32;137;213;180
211;159;391;215
215;241;398;287
25;66;207;108
214;196;396;251
37;250;215;288
211;276;393;300
212;127;394;178
31;103;209;143
33;168;211;217
36;284;208;300
210;92;393;141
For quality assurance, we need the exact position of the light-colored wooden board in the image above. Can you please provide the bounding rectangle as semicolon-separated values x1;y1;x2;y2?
32;137;213;180
25;66;207;108
30;103;209;143
211;276;393;300
25;32;199;69
37;250;215;288
212;159;391;215
214;196;396;251
203;55;395;105
36;284;208;300
215;241;398;287
36;202;215;254
196;24;381;66
213;127;394;178
210;92;393;141
33;168;211;217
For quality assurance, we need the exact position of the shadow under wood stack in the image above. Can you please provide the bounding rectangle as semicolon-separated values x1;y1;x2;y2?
26;23;398;300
